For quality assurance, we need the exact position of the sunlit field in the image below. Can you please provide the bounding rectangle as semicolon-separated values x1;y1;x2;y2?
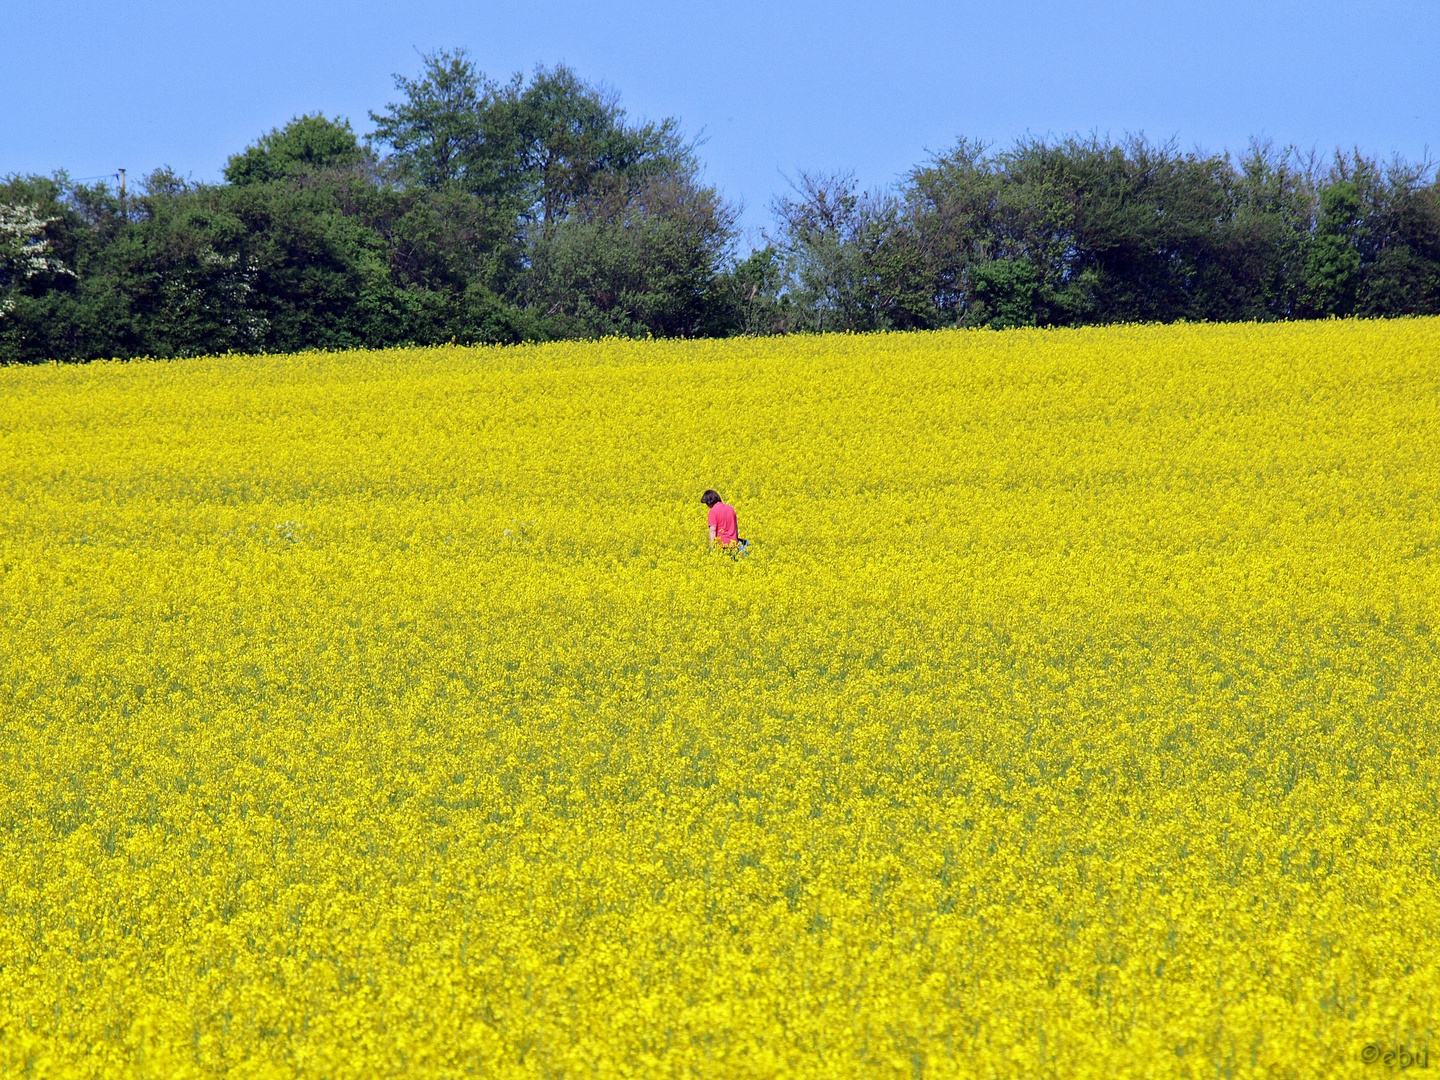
2;321;1437;1078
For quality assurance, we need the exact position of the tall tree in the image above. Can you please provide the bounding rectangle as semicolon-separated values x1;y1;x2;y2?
1301;180;1363;316
368;51;495;192
510;66;692;225
368;53;693;221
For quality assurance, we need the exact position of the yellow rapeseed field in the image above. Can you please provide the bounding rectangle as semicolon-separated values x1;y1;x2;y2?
1;321;1437;1078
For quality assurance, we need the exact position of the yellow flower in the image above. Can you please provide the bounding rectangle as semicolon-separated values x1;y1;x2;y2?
0;320;1437;1077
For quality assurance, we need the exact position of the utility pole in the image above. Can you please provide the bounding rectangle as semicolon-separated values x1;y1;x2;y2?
117;168;126;216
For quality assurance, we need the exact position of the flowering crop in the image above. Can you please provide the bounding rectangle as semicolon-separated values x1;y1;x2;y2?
1;321;1438;1078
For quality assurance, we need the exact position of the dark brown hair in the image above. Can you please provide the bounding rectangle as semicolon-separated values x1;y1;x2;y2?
701;490;721;507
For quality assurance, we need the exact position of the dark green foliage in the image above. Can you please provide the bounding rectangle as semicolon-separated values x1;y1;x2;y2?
716;247;792;337
0;56;722;361
767;136;1440;332
367;50;692;225
368;51;496;193
968;260;1041;329
5;57;1440;363
1346;156;1440;318
527;175;735;338
770;172;931;333
1302;181;1363;316
224;115;365;186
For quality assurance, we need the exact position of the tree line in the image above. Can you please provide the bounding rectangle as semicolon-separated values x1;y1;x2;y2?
3;50;1438;362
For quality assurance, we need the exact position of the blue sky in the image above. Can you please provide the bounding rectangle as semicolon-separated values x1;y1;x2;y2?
5;0;1437;236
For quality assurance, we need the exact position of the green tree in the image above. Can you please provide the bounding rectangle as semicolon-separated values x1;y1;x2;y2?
0;174;79;361
509;66;691;226
772;172;926;333
368;52;692;223
368;51;495;193
1219;142;1320;319
966;259;1039;328
1301;180;1362;316
1348;157;1440;317
716;246;791;336
224;115;364;186
528;174;735;338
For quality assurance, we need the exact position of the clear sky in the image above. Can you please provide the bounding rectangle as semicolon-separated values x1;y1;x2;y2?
5;0;1437;237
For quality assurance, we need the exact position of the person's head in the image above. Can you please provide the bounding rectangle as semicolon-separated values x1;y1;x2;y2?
701;490;721;508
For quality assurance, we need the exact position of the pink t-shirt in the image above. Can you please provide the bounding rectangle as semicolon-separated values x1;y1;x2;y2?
708;502;738;545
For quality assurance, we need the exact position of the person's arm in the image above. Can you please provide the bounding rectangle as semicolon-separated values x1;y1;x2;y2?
708;524;717;546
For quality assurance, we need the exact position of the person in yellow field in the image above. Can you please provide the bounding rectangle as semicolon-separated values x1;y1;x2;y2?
701;490;748;553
